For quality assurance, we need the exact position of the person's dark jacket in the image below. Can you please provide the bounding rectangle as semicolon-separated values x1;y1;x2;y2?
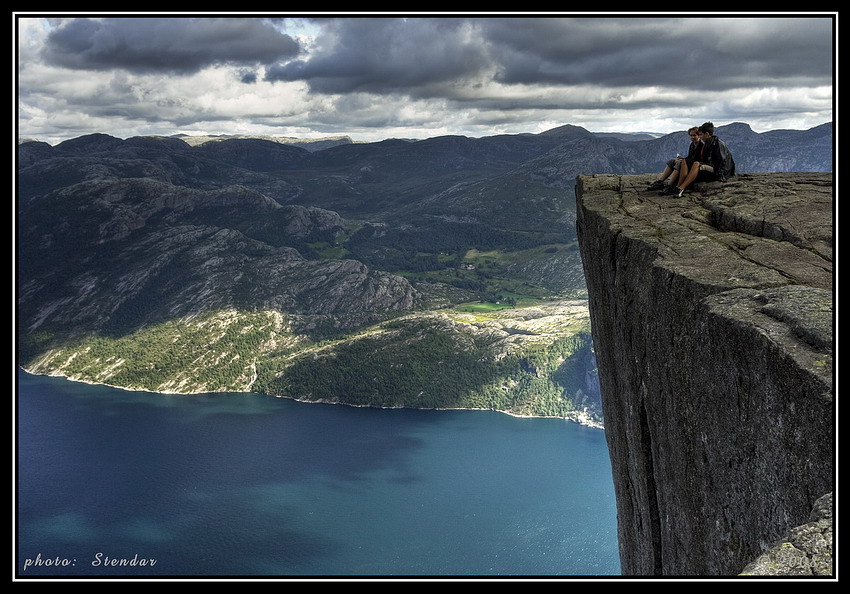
686;139;702;161
701;135;736;181
684;139;705;169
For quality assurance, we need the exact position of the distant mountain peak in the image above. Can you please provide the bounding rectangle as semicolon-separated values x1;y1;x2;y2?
717;122;757;135
176;133;354;152
55;133;124;153
537;124;593;138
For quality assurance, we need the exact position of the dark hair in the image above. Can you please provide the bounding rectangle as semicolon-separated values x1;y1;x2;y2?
688;127;699;135
699;122;715;135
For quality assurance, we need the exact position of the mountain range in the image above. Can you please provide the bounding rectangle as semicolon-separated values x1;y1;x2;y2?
16;122;832;423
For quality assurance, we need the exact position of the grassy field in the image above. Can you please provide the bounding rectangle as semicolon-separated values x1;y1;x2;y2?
455;302;515;313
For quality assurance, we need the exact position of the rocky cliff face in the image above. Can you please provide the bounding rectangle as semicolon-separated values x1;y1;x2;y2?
576;173;833;576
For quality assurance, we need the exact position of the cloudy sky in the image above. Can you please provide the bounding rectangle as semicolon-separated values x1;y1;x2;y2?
15;13;836;145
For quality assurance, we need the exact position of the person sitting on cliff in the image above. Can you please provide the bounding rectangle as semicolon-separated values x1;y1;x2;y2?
659;121;736;197
645;127;702;192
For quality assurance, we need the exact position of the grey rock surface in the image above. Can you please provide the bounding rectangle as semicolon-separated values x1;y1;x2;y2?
576;172;834;576
741;492;833;576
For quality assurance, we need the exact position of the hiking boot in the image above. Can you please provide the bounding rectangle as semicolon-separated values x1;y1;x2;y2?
658;185;679;196
645;181;665;192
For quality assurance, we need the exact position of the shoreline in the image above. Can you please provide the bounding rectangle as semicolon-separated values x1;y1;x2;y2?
283;394;606;430
18;366;605;430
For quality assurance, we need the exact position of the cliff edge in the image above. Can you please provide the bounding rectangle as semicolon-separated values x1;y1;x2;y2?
576;173;834;576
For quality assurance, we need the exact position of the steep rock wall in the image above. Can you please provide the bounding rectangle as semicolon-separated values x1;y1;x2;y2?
575;173;833;576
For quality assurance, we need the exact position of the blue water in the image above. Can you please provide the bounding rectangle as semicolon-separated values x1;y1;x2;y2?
16;369;620;578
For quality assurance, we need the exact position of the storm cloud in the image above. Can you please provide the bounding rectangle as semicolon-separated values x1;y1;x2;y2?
263;17;834;96
40;17;301;74
265;18;493;97
480;17;833;90
16;14;835;144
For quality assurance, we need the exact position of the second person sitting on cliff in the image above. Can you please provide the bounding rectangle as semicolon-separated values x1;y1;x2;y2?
659;121;736;197
645;127;702;192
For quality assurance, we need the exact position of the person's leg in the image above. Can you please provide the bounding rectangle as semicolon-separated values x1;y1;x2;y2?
677;161;701;191
647;160;676;190
660;160;689;194
665;159;684;184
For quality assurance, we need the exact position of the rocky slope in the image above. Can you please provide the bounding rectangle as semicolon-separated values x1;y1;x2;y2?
18;176;418;342
576;172;834;575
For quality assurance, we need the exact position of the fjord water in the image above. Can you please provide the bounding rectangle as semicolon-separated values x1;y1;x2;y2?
17;370;619;577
